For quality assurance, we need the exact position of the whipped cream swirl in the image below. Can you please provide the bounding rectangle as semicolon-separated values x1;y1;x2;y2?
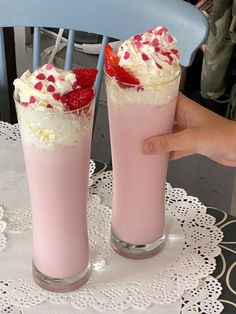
14;64;93;149
13;64;77;111
118;26;180;86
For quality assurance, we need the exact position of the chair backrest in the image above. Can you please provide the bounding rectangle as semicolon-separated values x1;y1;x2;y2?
0;0;209;122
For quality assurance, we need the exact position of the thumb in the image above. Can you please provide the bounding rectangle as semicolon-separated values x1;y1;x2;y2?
142;128;197;154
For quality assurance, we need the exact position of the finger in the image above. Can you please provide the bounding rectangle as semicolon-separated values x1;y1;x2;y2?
142;129;197;155
169;150;194;160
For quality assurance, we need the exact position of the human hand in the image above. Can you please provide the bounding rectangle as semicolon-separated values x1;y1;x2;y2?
142;93;236;167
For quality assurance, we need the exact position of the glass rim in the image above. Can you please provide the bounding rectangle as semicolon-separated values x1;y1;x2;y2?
13;89;95;115
104;67;182;87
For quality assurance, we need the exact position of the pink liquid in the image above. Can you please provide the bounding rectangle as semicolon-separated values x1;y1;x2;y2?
108;100;176;245
23;137;91;279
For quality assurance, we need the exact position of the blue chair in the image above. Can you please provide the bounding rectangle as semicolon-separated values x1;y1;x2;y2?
0;0;208;122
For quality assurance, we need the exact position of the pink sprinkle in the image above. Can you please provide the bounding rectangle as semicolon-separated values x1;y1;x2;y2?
143;41;150;45
167;35;174;43
36;73;46;80
47;104;52;108
124;51;130;60
156;62;163;69
29;96;36;103
134;34;142;41
156;26;168;36
45;64;53;70
47;85;55;92
147;29;154;33
58;76;65;81
34;82;43;90
72;81;78;89
161;51;169;56
162;53;173;62
52;93;60;101
152;38;159;47
171;49;179;55
155;47;160;52
134;41;142;49
141;53;149;61
47;75;55;82
20;102;28;107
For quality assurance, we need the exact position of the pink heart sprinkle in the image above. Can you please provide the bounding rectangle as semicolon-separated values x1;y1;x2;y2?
134;41;142;49
45;64;53;70
52;93;60;101
152;38;159;47
36;73;46;80
156;26;168;36
168;35;174;43
47;75;55;82
29;96;36;103
134;34;142;41
141;53;149;61
47;85;55;92
34;82;43;90
47;104;52;108
124;51;130;60
171;49;179;55
156;62;163;69
58;76;65;81
20;102;28;107
167;55;174;62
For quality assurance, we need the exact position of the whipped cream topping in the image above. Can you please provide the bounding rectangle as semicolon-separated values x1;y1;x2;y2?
13;64;77;111
14;64;93;149
17;103;93;150
118;26;180;86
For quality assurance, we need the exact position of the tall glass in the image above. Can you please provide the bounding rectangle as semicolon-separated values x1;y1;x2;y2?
15;93;94;292
105;72;181;259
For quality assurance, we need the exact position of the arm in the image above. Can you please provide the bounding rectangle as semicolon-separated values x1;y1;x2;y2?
142;93;236;167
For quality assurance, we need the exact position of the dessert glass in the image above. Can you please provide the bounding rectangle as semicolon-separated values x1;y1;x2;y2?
14;92;94;292
105;72;181;259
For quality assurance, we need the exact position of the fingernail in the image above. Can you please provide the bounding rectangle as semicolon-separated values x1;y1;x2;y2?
142;142;154;154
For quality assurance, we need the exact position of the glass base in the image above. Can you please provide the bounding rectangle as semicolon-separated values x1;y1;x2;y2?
32;263;91;293
111;231;165;260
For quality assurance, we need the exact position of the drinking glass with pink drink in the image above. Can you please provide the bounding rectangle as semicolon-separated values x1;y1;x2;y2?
105;27;181;259
14;64;97;292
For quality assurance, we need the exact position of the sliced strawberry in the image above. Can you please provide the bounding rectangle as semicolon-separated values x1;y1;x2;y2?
104;44;140;86
64;88;94;111
115;65;140;86
73;68;98;88
104;44;119;76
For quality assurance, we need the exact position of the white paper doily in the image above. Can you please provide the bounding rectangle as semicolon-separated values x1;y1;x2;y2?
0;205;7;252
0;122;224;313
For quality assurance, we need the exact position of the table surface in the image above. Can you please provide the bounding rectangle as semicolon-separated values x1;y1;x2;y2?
99;162;236;314
0;127;234;313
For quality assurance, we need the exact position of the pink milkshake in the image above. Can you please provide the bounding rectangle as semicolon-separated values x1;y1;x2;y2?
105;27;181;259
14;64;97;292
